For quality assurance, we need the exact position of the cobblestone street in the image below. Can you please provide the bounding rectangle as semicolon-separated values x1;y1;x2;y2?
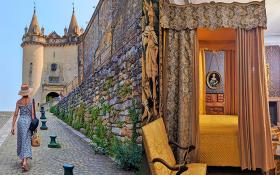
0;112;133;175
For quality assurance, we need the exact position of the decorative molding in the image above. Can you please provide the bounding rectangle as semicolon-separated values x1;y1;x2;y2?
160;1;266;30
21;30;81;47
48;31;61;38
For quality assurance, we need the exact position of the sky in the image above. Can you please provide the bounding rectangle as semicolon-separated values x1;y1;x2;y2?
0;0;99;111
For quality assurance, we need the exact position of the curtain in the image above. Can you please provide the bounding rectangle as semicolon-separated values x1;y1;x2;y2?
199;50;206;115
192;32;200;161
237;28;274;172
162;29;197;161
224;50;238;115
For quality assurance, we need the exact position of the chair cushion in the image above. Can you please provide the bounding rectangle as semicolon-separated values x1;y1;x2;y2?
171;163;207;175
142;118;176;175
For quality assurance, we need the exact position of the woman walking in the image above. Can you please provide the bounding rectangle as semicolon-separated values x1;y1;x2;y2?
11;84;35;171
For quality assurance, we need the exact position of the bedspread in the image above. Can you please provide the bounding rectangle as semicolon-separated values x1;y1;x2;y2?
198;115;240;167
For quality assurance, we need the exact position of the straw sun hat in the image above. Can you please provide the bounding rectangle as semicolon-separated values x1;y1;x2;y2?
18;84;33;96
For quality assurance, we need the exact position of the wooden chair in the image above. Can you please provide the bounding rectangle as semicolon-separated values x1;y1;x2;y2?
142;117;207;175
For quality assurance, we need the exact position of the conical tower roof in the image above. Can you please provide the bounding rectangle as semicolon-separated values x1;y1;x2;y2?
68;8;80;36
28;9;41;35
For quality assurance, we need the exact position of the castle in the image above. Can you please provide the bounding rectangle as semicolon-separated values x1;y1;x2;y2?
21;7;83;106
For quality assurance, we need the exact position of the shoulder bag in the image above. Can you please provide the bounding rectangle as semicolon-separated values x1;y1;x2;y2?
29;99;39;132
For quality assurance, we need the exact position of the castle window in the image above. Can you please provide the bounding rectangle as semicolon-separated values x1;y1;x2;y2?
51;63;57;72
29;63;33;86
49;76;59;83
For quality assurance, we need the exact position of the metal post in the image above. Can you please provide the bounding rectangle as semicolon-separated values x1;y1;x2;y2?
63;163;74;175
40;106;46;120
40;120;48;130
48;135;61;148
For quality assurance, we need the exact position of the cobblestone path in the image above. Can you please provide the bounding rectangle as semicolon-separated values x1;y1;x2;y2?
0;112;133;175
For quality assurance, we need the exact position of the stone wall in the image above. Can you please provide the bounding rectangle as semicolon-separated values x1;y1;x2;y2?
56;0;143;142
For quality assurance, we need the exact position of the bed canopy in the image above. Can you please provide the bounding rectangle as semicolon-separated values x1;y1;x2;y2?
160;0;274;172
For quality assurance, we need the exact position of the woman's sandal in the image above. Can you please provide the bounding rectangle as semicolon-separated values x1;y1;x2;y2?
22;163;29;171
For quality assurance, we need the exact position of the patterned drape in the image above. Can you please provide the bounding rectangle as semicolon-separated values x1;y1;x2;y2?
163;29;196;160
160;1;266;30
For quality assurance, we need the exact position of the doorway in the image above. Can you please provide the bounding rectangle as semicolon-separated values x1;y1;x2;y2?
46;92;59;102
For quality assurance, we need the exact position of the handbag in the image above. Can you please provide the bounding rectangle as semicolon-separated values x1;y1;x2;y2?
31;131;40;147
29;99;39;132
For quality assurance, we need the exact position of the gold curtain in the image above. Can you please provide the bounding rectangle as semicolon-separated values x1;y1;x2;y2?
162;28;197;161
199;50;206;115
237;28;274;172
224;50;238;115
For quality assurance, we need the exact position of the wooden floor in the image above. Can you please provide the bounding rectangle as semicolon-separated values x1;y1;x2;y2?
207;167;274;175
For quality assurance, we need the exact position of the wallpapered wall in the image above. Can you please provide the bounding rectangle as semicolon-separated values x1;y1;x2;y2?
265;45;280;97
205;51;225;94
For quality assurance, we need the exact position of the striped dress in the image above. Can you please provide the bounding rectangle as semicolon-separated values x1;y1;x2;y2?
17;102;32;160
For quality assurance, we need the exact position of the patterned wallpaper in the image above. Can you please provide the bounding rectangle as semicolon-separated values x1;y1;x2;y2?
265;45;280;97
205;51;225;94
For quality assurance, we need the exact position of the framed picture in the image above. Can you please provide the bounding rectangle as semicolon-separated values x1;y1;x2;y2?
206;71;222;90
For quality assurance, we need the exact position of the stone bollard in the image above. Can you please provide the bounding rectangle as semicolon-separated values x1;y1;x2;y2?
40;106;46;120
40;120;48;130
48;135;61;148
63;163;74;175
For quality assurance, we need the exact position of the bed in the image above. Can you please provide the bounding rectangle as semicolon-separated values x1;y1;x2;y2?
198;115;240;167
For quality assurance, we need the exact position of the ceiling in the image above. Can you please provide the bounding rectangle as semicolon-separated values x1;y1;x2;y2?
172;0;280;37
198;28;236;41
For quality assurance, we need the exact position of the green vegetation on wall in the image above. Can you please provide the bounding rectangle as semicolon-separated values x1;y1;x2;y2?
103;77;113;93
111;99;142;170
90;105;111;154
50;99;142;171
117;83;133;98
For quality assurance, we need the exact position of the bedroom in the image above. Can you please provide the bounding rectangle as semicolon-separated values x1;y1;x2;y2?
141;0;280;174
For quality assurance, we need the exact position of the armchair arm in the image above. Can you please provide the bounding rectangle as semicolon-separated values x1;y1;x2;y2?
152;158;188;175
169;141;195;152
168;141;196;162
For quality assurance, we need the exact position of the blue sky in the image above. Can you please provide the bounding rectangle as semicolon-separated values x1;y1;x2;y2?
0;0;99;111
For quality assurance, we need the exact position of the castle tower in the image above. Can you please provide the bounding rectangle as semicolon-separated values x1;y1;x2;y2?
67;5;80;36
21;5;82;107
21;7;45;103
